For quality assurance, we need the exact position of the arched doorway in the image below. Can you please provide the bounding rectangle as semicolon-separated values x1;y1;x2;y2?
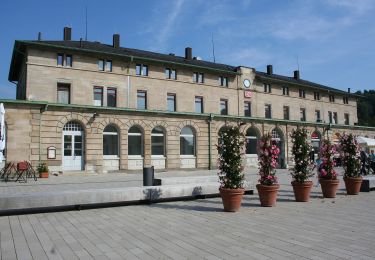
180;126;196;168
245;127;260;167
128;125;144;170
62;121;84;171
271;128;285;169
103;124;120;171
151;126;166;169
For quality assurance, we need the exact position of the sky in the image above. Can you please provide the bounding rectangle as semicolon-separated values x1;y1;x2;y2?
1;0;375;99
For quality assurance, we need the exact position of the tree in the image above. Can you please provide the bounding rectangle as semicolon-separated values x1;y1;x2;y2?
356;90;375;127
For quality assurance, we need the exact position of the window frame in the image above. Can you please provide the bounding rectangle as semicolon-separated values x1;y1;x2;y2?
300;108;306;121
219;76;228;87
265;104;272;119
344;113;349;125
57;83;71;104
65;55;73;67
137;90;147;110
244;101;251;117
314;92;320;100
193;72;204;83
315;110;321;122
57;53;64;66
167;93;176;112
299;89;306;98
136;64;148;76
282;86;289;96
93;86;104;106
283;106;290;120
107;87;117;107
263;84;271;93
103;125;119;157
165;68;177;80
220;99;228;115
195;96;204;113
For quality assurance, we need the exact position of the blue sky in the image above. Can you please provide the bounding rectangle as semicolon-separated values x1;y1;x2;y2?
1;0;374;99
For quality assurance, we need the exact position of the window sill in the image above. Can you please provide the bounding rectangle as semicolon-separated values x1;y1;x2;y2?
103;155;119;159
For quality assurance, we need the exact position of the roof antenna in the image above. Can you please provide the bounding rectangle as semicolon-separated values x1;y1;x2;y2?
211;33;216;63
85;6;88;41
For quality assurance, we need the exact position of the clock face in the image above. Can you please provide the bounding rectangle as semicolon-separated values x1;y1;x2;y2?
243;79;251;88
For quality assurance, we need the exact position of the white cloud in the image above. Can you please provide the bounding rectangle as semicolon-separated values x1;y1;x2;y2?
326;0;374;14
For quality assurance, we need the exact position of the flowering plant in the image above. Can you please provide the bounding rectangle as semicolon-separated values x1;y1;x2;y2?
217;125;245;189
339;133;361;178
318;139;337;180
290;128;315;183
257;133;280;185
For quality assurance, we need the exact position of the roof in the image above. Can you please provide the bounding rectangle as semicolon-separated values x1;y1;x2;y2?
8;40;238;81
255;71;360;96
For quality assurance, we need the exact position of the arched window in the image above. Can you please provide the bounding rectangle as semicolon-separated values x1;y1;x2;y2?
151;126;165;156
103;125;119;156
180;126;195;155
128;126;143;156
246;128;259;154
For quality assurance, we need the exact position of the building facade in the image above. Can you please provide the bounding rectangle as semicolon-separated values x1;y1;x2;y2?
2;27;374;173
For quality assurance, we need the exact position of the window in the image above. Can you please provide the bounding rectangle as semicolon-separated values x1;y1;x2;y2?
264;84;271;93
180;126;195;155
282;86;289;96
299;89;306;98
167;93;176;112
219;76;228;87
283;106;289;120
136;64;148;76
344;113;349;125
333;112;338;124
107;88;117;107
93;87;103;106
244;102;251;117
128;126;143;156
329;94;335;102
165;68;177;80
57;54;64;66
246;128;259;154
300;108;306;121
137;91;147;109
193;72;204;83
314;92;320;100
103;125;119;156
343;96;349;104
57;54;72;67
315;110;321;122
195;96;203;113
151;126;165;156
220;99;228;115
98;60;112;71
57;83;70;104
265;104;272;119
328;111;333;123
98;59;104;71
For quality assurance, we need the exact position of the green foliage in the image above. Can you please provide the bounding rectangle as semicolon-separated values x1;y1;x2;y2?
290;128;314;183
37;163;49;173
356;90;375;126
339;134;361;178
217;125;245;189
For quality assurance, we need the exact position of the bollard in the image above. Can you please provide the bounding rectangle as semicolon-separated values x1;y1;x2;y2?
143;166;154;186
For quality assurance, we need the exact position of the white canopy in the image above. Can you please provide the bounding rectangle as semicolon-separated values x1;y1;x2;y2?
356;136;375;147
0;103;5;162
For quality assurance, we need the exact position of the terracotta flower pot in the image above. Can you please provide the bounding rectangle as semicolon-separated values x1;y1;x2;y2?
291;181;313;202
219;188;245;212
319;179;340;198
344;176;362;195
39;172;49;178
256;184;279;207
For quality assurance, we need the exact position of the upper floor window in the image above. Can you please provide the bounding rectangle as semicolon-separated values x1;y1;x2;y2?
328;111;333;124
165;68;177;80
93;86;103;106
136;64;148;76
107;88;117;107
98;60;112;72
283;106;289;120
57;83;70;104
343;96;349;104
300;108;306;121
282;86;289;95
193;72;204;83
137;90;147;109
244;101;251;117
265;104;272;119
314;92;320;100
329;94;335;102
315;110;321;122
220;99;228;115
264;84;271;93
344;113;349;125
57;54;72;67
219;76;228;87
333;112;338;124
299;89;306;98
167;93;176;112
195;96;204;113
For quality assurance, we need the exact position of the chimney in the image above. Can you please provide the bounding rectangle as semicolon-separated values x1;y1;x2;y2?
113;34;120;48
293;70;300;80
37;32;42;41
63;27;71;41
348;88;351;93
185;47;192;60
266;65;273;75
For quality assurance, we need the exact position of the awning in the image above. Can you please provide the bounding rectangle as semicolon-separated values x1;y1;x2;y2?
356;136;375;146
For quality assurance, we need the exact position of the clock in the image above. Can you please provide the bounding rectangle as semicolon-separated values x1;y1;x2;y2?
243;79;251;88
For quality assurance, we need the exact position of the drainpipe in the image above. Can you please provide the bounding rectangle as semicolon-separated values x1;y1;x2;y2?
208;113;214;170
286;124;289;168
39;104;48;163
127;56;134;108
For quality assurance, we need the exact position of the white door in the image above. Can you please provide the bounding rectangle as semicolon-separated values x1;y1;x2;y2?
62;122;84;171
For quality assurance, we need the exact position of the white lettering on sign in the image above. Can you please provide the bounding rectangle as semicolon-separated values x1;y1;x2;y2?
244;91;252;98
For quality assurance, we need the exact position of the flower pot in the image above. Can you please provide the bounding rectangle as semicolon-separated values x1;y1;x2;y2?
256;184;279;207
344;176;362;195
219;188;245;212
319;179;339;198
39;172;49;178
291;181;313;202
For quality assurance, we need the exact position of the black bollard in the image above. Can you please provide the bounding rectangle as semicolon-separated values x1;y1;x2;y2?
143;166;154;186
